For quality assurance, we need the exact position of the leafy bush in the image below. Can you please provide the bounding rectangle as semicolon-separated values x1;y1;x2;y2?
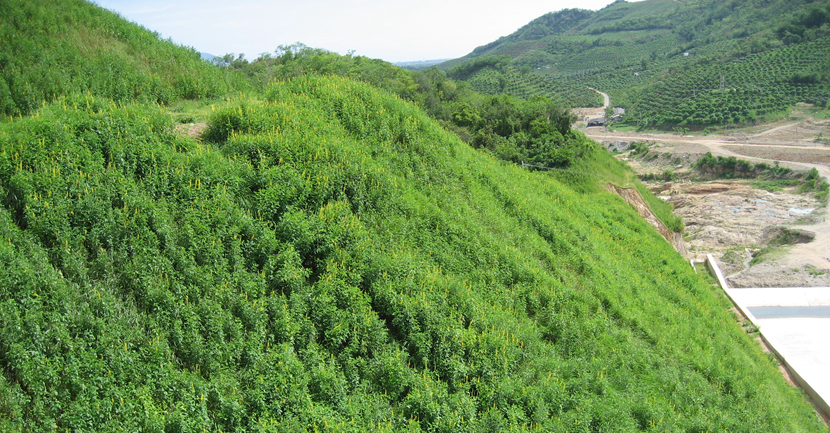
641;169;678;182
0;81;822;431
0;0;247;116
799;168;830;205
693;152;775;178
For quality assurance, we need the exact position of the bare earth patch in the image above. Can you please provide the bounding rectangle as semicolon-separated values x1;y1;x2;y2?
664;181;818;256
583;108;830;288
655;180;828;287
723;145;830;165
173;122;207;140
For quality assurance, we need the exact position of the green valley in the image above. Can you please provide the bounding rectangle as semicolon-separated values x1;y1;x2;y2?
0;0;827;431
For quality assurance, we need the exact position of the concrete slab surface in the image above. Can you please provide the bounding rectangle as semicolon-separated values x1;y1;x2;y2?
756;318;830;418
749;306;830;319
726;287;830;307
707;256;830;419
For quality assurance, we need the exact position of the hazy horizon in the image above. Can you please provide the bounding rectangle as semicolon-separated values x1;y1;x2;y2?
92;0;631;63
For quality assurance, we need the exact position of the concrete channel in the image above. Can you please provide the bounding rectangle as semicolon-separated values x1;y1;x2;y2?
706;254;830;421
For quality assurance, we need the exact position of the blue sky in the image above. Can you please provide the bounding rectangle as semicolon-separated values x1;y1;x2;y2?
92;0;626;63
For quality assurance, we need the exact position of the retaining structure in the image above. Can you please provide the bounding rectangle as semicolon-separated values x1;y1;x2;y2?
705;255;829;421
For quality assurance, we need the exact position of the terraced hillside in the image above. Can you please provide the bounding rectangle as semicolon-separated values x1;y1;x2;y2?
442;0;830;128
467;67;602;108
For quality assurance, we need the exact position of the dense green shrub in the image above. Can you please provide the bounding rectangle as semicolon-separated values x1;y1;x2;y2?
0;0;826;429
0;0;248;116
0;79;823;431
691;152;807;181
799;168;830;205
227;47;587;169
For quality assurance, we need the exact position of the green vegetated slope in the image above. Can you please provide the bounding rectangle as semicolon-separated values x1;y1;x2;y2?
0;0;247;116
0;0;827;431
0;76;826;431
442;0;830;128
222;45;597;172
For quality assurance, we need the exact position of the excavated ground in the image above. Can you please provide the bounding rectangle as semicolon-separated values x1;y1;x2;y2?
584;105;830;288
657;181;827;287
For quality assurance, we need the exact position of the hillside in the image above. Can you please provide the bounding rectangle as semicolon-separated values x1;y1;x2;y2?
0;1;828;432
441;0;830;128
2;73;827;432
0;0;247;116
220;44;613;180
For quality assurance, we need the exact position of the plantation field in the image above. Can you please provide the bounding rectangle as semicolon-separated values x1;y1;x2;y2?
443;0;830;129
459;33;830;129
624;37;830;127
467;67;602;108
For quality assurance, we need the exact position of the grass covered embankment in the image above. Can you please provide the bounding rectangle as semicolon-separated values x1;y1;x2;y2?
0;75;825;431
0;0;247;116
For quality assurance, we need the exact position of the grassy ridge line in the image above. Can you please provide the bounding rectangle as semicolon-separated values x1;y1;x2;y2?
230;46;681;231
0;0;248;116
220;46;594;173
0;77;824;431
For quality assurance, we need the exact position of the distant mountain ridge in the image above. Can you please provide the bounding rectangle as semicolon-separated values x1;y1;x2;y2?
392;59;452;70
440;0;830;128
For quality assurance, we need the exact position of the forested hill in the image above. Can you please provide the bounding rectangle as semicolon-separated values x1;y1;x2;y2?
0;1;828;432
441;0;830;128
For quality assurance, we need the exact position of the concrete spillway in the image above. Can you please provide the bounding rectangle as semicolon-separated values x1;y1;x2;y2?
708;255;830;422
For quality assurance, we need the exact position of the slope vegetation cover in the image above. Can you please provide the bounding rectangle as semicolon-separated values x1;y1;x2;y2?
442;0;830;128
0;0;247;116
0;75;825;431
0;0;826;431
217;45;595;173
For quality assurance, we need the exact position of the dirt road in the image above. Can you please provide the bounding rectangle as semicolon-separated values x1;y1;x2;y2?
588;87;610;108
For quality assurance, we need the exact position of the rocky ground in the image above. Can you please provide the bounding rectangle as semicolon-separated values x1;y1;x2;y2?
584;105;830;288
173;122;207;139
655;180;827;287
